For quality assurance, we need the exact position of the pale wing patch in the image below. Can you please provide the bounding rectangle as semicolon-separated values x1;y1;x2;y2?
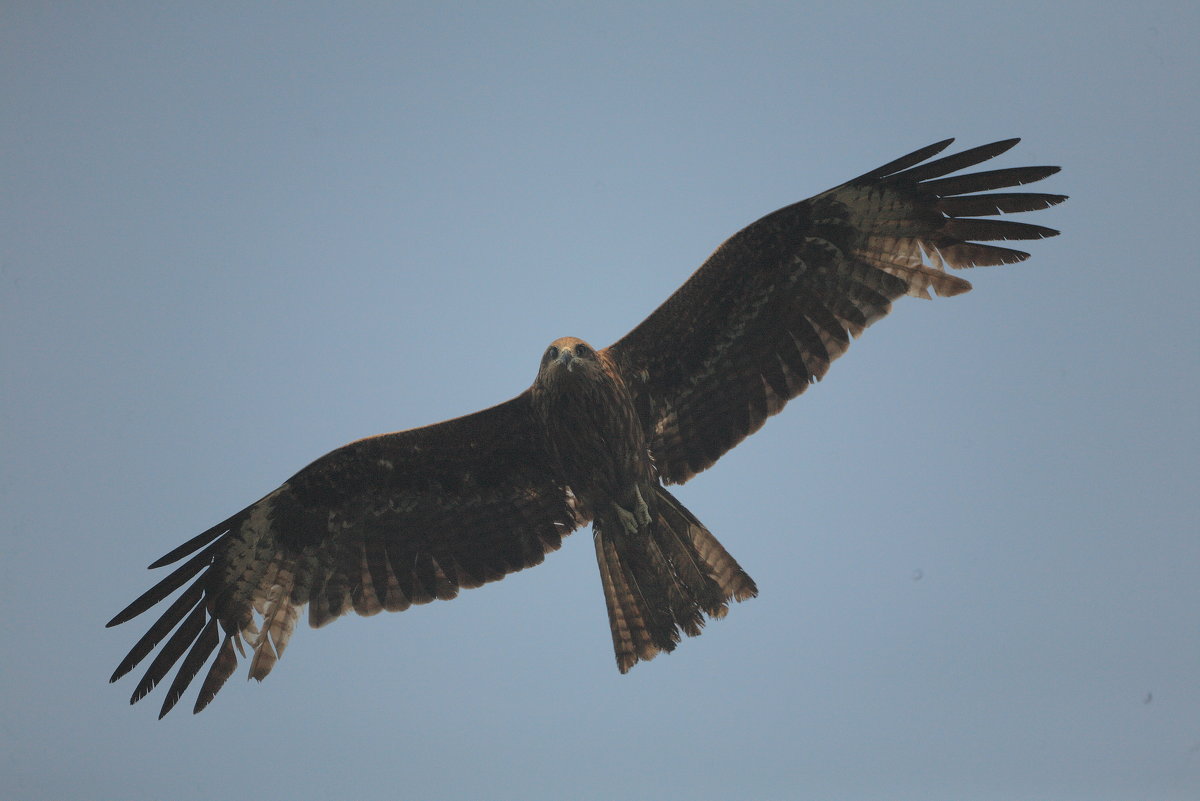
858;238;973;298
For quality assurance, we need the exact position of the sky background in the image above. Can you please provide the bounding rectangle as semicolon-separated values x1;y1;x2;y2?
2;3;1198;800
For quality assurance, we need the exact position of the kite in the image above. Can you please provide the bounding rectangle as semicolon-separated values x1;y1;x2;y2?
108;138;1065;717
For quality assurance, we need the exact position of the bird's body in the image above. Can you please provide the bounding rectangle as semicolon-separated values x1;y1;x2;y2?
109;138;1065;717
532;338;649;518
532;336;756;668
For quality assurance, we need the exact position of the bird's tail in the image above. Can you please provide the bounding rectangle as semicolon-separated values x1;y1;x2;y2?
592;485;757;673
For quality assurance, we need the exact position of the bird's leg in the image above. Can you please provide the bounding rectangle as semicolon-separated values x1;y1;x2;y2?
612;486;653;534
633;486;651;527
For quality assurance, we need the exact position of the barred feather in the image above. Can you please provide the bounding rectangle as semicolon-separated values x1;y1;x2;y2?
592;485;757;674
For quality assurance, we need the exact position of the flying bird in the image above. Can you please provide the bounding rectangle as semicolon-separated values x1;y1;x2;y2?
109;138;1065;717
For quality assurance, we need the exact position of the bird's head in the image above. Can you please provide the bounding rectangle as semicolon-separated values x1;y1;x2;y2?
537;336;602;383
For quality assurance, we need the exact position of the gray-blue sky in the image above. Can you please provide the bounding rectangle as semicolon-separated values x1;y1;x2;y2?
2;3;1197;799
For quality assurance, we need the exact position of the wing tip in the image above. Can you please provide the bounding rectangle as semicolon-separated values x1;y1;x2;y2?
106;604;142;628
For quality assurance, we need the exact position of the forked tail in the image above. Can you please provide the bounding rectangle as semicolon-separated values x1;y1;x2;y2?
592;485;757;672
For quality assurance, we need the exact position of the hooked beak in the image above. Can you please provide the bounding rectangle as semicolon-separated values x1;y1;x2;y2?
556;349;576;372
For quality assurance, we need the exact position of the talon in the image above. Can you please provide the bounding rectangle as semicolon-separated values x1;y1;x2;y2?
614;504;639;534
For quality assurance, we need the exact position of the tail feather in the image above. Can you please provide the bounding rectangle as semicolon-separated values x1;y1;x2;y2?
594;533;663;672
593;485;756;673
657;486;757;608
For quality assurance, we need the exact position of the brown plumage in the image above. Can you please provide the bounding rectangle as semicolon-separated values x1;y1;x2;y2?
530;337;756;669
108;137;1065;716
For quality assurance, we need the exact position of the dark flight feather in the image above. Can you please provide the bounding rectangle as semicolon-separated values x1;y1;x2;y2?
920;165;1061;197
852;138;954;181
146;514;240;569
193;635;238;714
109;581;203;683
107;541;221;628
937;192;1067;216
159;617;220;718
130;600;207;705
109;138;1063;715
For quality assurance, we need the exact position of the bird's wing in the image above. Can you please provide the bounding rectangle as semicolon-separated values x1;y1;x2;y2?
107;392;583;717
605;139;1065;483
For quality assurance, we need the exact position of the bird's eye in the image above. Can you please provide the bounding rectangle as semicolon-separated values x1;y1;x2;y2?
545;346;559;362
575;344;591;358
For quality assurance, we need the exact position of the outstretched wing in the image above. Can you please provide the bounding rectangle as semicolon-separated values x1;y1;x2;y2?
107;393;582;717
605;138;1066;484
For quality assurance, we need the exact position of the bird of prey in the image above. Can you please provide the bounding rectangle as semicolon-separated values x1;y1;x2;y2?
108;138;1065;717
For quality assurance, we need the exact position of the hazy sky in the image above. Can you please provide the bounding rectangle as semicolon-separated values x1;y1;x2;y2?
3;3;1198;800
